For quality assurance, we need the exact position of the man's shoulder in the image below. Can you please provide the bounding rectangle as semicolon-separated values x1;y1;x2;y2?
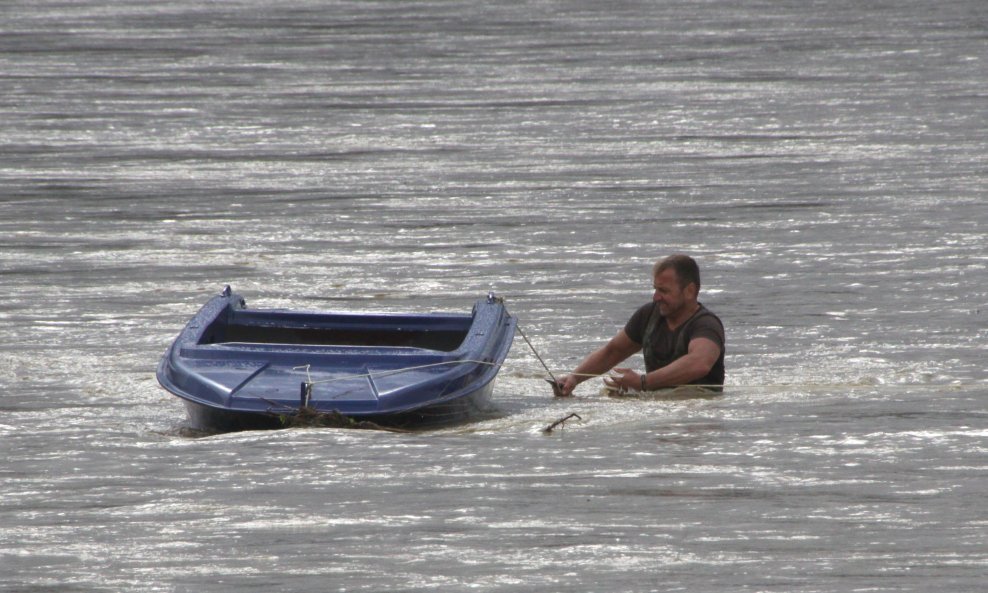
633;300;658;317
624;301;659;343
689;304;725;344
694;304;723;325
628;301;660;326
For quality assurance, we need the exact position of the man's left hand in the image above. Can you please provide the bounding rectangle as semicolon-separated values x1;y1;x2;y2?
604;367;641;392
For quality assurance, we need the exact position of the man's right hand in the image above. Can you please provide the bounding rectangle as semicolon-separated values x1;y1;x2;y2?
553;374;579;397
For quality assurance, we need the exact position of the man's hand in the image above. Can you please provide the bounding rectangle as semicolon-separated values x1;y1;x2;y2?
603;367;641;392
554;374;580;397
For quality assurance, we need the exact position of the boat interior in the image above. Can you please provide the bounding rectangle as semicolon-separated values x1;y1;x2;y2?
199;310;473;352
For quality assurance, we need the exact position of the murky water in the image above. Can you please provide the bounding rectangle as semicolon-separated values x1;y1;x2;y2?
1;0;986;591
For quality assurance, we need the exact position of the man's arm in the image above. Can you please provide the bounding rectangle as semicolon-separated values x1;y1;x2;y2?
609;336;721;391
557;330;641;396
646;336;720;388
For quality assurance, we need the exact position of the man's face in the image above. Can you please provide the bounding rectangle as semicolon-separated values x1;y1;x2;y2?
652;267;694;318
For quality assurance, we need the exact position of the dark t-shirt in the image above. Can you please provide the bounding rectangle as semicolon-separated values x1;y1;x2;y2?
623;302;725;386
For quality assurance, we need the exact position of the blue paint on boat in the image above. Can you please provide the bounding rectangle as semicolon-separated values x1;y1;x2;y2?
157;287;516;431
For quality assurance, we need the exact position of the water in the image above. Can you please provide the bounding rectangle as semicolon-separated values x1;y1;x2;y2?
1;0;986;591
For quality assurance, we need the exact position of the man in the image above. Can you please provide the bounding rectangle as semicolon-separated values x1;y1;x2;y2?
557;254;725;396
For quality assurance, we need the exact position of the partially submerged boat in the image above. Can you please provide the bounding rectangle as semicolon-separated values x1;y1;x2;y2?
157;287;516;432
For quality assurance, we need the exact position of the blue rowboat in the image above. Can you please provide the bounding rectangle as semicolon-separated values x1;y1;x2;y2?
157;287;516;432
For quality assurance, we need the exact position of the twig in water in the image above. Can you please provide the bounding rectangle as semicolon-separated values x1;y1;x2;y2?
542;412;582;434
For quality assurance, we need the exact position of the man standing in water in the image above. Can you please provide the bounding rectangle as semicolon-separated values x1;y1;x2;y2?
557;254;725;396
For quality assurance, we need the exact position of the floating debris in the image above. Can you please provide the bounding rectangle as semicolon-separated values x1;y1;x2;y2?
542;412;582;434
280;407;409;432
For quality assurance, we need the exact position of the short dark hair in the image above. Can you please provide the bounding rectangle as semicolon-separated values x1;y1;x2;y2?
653;254;701;290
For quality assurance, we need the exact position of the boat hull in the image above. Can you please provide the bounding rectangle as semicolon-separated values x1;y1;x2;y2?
181;377;497;432
157;288;515;433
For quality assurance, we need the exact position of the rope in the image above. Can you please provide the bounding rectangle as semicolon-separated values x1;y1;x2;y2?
515;323;560;385
295;359;505;387
290;299;984;392
289;359;983;392
293;358;985;392
292;364;313;384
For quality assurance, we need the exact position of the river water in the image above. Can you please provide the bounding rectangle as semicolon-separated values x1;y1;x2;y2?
1;1;986;591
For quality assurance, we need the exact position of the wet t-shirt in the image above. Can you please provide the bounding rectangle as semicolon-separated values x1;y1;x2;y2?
623;302;725;386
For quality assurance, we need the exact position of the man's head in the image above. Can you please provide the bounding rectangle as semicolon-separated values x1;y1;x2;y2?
651;255;701;319
653;254;701;291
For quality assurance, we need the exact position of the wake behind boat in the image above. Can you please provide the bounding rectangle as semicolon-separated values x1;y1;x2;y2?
157;287;516;432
